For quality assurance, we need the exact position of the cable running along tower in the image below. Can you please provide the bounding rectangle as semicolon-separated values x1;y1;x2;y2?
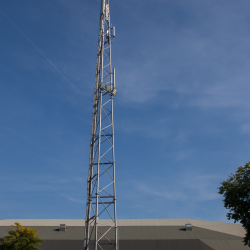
84;1;117;250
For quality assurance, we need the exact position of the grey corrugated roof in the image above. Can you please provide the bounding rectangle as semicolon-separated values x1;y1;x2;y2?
0;219;245;237
0;220;247;250
38;239;248;250
39;239;214;250
0;225;245;239
0;226;84;240
201;239;248;250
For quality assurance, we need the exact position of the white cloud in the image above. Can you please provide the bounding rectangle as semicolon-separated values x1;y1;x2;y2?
118;118;169;138
0;174;85;192
173;149;195;161
240;123;250;135
115;0;250;116
61;194;85;204
135;182;186;200
181;174;221;201
125;172;221;202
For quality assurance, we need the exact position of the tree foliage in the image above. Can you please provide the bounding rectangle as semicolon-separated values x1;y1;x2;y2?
218;162;250;247
0;222;43;250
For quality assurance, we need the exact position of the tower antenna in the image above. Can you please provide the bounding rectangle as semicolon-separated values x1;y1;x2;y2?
84;0;118;249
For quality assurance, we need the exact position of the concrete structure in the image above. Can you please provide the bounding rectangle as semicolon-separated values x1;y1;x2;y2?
0;219;248;250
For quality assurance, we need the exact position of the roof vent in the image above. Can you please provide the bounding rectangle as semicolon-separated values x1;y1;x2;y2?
185;224;192;231
59;224;66;231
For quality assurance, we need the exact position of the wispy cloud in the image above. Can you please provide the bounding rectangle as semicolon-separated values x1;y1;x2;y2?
172;149;195;161
115;0;250;115
0;174;85;193
134;182;186;200
181;174;221;201
61;194;85;204
121;172;221;203
118;118;169;138
240;123;250;134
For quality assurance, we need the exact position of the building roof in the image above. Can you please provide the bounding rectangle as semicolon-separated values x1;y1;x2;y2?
0;219;247;250
0;218;245;237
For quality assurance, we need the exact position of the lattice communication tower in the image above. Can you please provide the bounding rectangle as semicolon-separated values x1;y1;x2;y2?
84;0;117;250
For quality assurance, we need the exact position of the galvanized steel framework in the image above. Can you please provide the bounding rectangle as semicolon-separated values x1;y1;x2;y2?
84;0;117;250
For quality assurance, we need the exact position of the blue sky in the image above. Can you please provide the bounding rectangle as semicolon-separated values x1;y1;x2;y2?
1;0;250;223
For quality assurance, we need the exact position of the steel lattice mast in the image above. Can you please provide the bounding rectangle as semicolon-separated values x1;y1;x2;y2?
84;0;117;250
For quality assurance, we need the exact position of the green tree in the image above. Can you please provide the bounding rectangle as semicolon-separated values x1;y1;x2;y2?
0;222;43;250
218;162;250;247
